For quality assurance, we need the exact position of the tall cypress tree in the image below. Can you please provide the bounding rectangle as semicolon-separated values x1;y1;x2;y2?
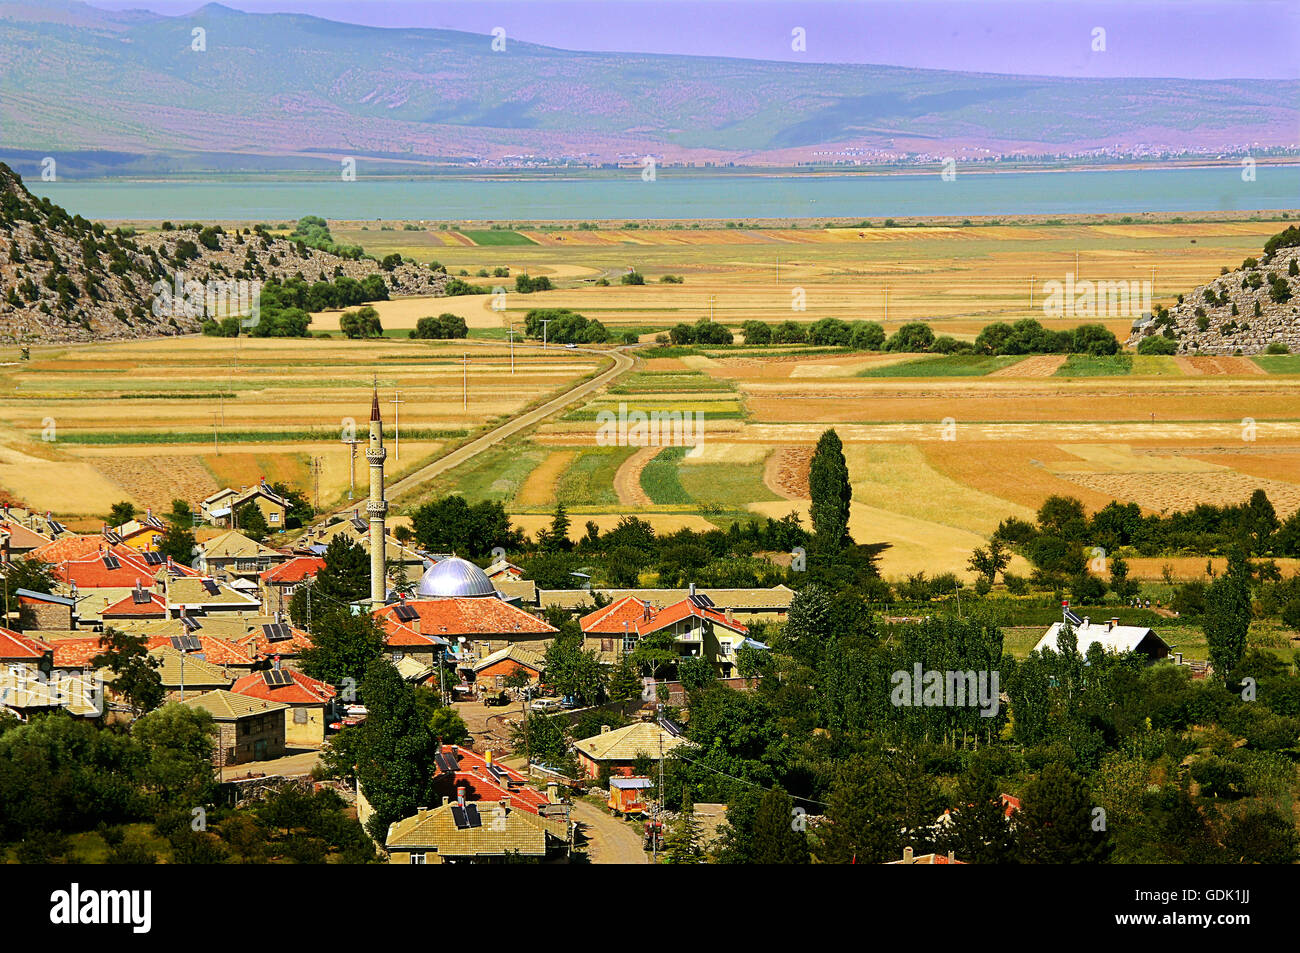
808;428;851;550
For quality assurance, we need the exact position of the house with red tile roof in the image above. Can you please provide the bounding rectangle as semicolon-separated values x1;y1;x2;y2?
141;632;255;672
101;588;168;622
0;626;52;671
259;555;325;615
49;637;109;672
229;665;336;746
373;596;557;668
236;620;314;665
579;586;758;677
430;743;560;818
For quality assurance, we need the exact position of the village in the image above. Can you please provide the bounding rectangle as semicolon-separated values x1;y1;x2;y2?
1;380;1213;866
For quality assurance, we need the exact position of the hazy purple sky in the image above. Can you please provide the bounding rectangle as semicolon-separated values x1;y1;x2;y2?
91;0;1300;78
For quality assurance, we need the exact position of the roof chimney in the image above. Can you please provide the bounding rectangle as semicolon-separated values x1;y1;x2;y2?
689;582;696;597
442;796;450;807
456;786;467;809
600;724;611;734
1109;618;1119;631
500;796;511;815
903;846;914;863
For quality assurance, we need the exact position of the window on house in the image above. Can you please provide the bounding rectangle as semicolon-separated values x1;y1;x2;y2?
410;853;426;865
241;721;251;736
294;707;308;724
269;513;280;523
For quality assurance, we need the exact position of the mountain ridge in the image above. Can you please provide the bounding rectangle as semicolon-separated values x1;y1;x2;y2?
0;0;1295;171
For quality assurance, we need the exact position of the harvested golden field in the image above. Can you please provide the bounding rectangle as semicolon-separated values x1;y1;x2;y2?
921;440;1119;513
515;450;576;506
1175;356;1267;376
1125;557;1300;581
987;355;1067;377
1055;471;1300;518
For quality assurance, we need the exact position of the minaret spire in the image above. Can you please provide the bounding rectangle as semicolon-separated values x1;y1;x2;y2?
366;384;388;606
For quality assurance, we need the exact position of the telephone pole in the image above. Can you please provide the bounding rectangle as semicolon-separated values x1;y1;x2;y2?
343;437;363;500
508;323;515;374
211;413;220;455
310;456;322;511
390;390;405;462
540;319;550;350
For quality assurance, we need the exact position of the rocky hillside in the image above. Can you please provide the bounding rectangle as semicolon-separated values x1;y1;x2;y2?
1129;228;1300;355
0;163;446;343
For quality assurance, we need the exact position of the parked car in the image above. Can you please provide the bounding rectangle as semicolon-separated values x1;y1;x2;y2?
482;689;511;707
529;696;563;712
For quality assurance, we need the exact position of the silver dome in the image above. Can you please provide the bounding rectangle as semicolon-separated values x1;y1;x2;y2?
415;557;498;598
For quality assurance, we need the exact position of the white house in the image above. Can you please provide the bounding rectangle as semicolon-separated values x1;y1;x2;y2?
1034;616;1170;662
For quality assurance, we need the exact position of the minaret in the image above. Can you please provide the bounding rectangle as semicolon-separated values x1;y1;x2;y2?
366;385;388;605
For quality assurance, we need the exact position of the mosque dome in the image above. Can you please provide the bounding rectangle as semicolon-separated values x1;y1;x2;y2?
415;556;498;598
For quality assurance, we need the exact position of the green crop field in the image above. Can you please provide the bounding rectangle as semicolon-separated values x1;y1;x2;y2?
555;446;637;507
857;354;1025;377
1055;353;1135;377
1253;354;1300;374
641;447;692;504
459;229;539;246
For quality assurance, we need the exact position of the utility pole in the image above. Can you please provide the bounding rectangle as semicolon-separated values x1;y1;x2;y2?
508;323;515;374
211;413;220;455
390;390;405;462
540;319;550;350
884;284;889;323
310;457;321;511
708;295;715;323
1029;275;1035;311
655;722;664;862
343;437;363;500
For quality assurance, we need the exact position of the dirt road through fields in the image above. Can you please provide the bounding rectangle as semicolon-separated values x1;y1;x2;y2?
338;341;636;512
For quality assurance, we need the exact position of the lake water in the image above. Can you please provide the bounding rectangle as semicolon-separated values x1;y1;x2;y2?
27;166;1300;222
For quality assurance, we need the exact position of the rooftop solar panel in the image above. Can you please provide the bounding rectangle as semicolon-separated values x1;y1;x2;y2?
263;623;292;642
201;579;220;596
170;634;202;652
181;616;202;632
132;589;151;605
262;669;294;687
143;551;164;566
102;555;120;570
394;604;419;622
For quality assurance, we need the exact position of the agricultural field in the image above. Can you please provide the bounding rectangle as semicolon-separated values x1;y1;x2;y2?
12;215;1300;581
0;336;599;518
331;217;1289;342
317;214;1300;583
429;341;1300;582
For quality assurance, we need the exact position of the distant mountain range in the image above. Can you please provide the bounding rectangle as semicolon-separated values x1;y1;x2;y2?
0;0;1297;174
